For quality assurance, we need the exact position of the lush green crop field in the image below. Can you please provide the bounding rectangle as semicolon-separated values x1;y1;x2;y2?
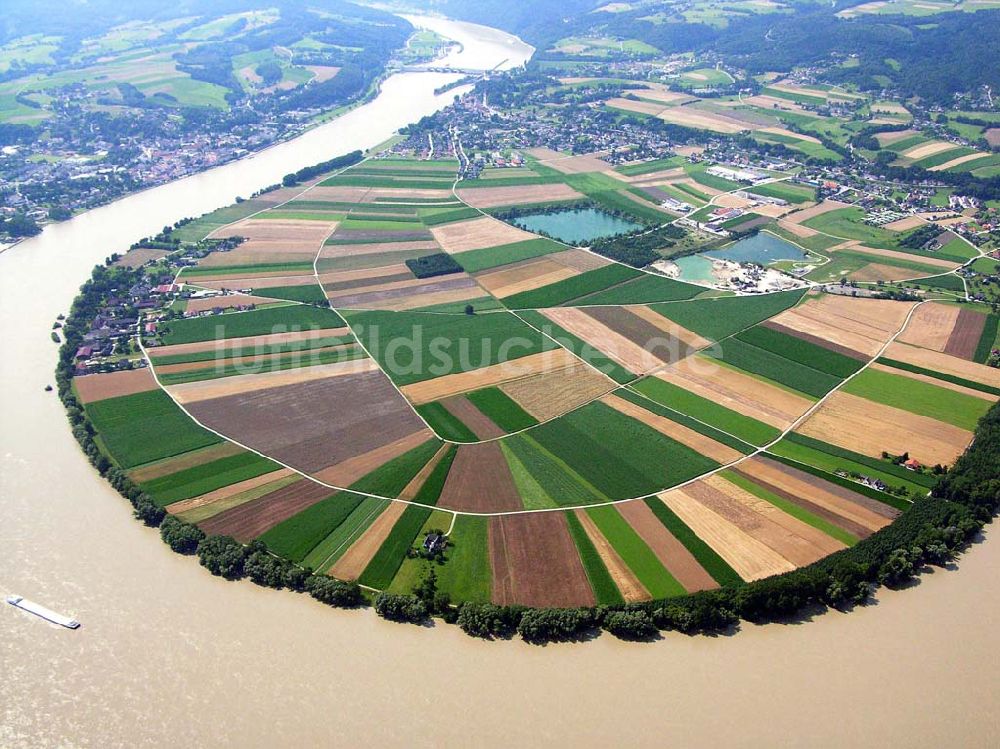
251;285;328;304
457;238;567;273
630;377;781;446
85;390;221;469
615;388;755;453
528;402;719;499
615;156;687;176
261;439;442;560
723;471;859;547
585;505;686;599
573;273;702;305
503;435;607;507
803;207;899;249
430;514;492;602
565;511;625;605
466;387;538;432
418;207;481;226
975;315;1000;363
142;451;280;507
502;264;642;308
345;309;555;386
764;452;912;512
516;309;635;384
416;402;478;442
159;306;345;345
358;446;456;588
711;338;840;397
841;368;991;430
642;497;743;587
877;357;1000;397
914;273;966;292
735;325;864;378
149;334;354;366
747;181;817;205
300;496;388;572
650;289;805;340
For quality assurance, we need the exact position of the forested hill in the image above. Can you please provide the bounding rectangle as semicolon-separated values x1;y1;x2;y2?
435;0;1000;107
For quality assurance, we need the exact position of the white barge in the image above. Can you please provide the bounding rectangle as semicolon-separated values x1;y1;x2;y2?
5;594;80;629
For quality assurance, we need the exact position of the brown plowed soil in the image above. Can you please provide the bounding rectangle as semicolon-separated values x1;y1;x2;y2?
437;442;522;512
616;500;718;593
584;306;696;365
489;512;596;608
311;431;435;488
184;367;429;474
199;478;335;542
75;367;158;404
943;308;986;360
440;396;505;439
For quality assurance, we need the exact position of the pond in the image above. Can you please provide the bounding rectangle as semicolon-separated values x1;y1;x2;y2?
672;254;717;285
511;207;642;245
704;231;805;265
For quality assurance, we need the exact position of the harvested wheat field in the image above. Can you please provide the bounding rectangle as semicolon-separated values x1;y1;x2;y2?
330;501;408;580
657;106;746;134
181;366;432;477
457;182;583;208
399;348;579;405
883;215;926;232
943;308;986;360
769;292;914;357
898;302;961;351
797;391;973;466
869;362;993;401
548;248;612;272
538;153;617;175
743;94;809;113
602;394;742;464
199;478;336;542
541;307;669;374
574;509;649;602
499;360;616;421
210;218;337;249
199;275;324;291
438;442;522;513
737;456;897;535
658;486;797;582
778;220;819;238
625;305;710;350
694;474;847;567
114;247;169;269
326;276;479;309
900;141;957;161
475;258;579;298
884;342;1000;388
184;294;278;314
605;97;668;116
490;512;596;607
616;500;718;593
848;262;922;283
654;356;814;429
782;199;850;225
74;367;158;404
431;217;536;254
930;152;991;172
761;321;867;362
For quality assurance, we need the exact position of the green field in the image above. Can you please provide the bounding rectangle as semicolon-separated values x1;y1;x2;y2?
148;334;354;366
650;289;806;341
528;402;720;499
747;182;817;205
572;273;702;305
345;309;555;386
154;345;365;386
250;285;328;304
416;402;479;442
466;387;538;432
565;512;624;605
630;376;781;446
735;325;864;379
85;389;221;469
841;367;991;430
158;306;345;345
642;497;744;587
516;309;636;384
456;238;567;273
141;451;280;507
585;505;686;599
503;435;607;507
300;496;389;572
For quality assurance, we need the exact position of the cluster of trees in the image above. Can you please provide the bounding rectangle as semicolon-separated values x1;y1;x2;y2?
0;213;42;238
281;149;362;187
589;224;686;267
405;253;463;279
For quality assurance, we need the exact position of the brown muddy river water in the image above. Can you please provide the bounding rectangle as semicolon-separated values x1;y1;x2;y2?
1;16;998;749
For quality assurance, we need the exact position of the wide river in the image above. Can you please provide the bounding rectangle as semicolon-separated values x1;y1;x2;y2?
1;16;998;749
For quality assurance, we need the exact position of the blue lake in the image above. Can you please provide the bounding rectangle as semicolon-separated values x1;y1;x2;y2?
511;207;642;245
704;232;805;265
673;255;716;285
